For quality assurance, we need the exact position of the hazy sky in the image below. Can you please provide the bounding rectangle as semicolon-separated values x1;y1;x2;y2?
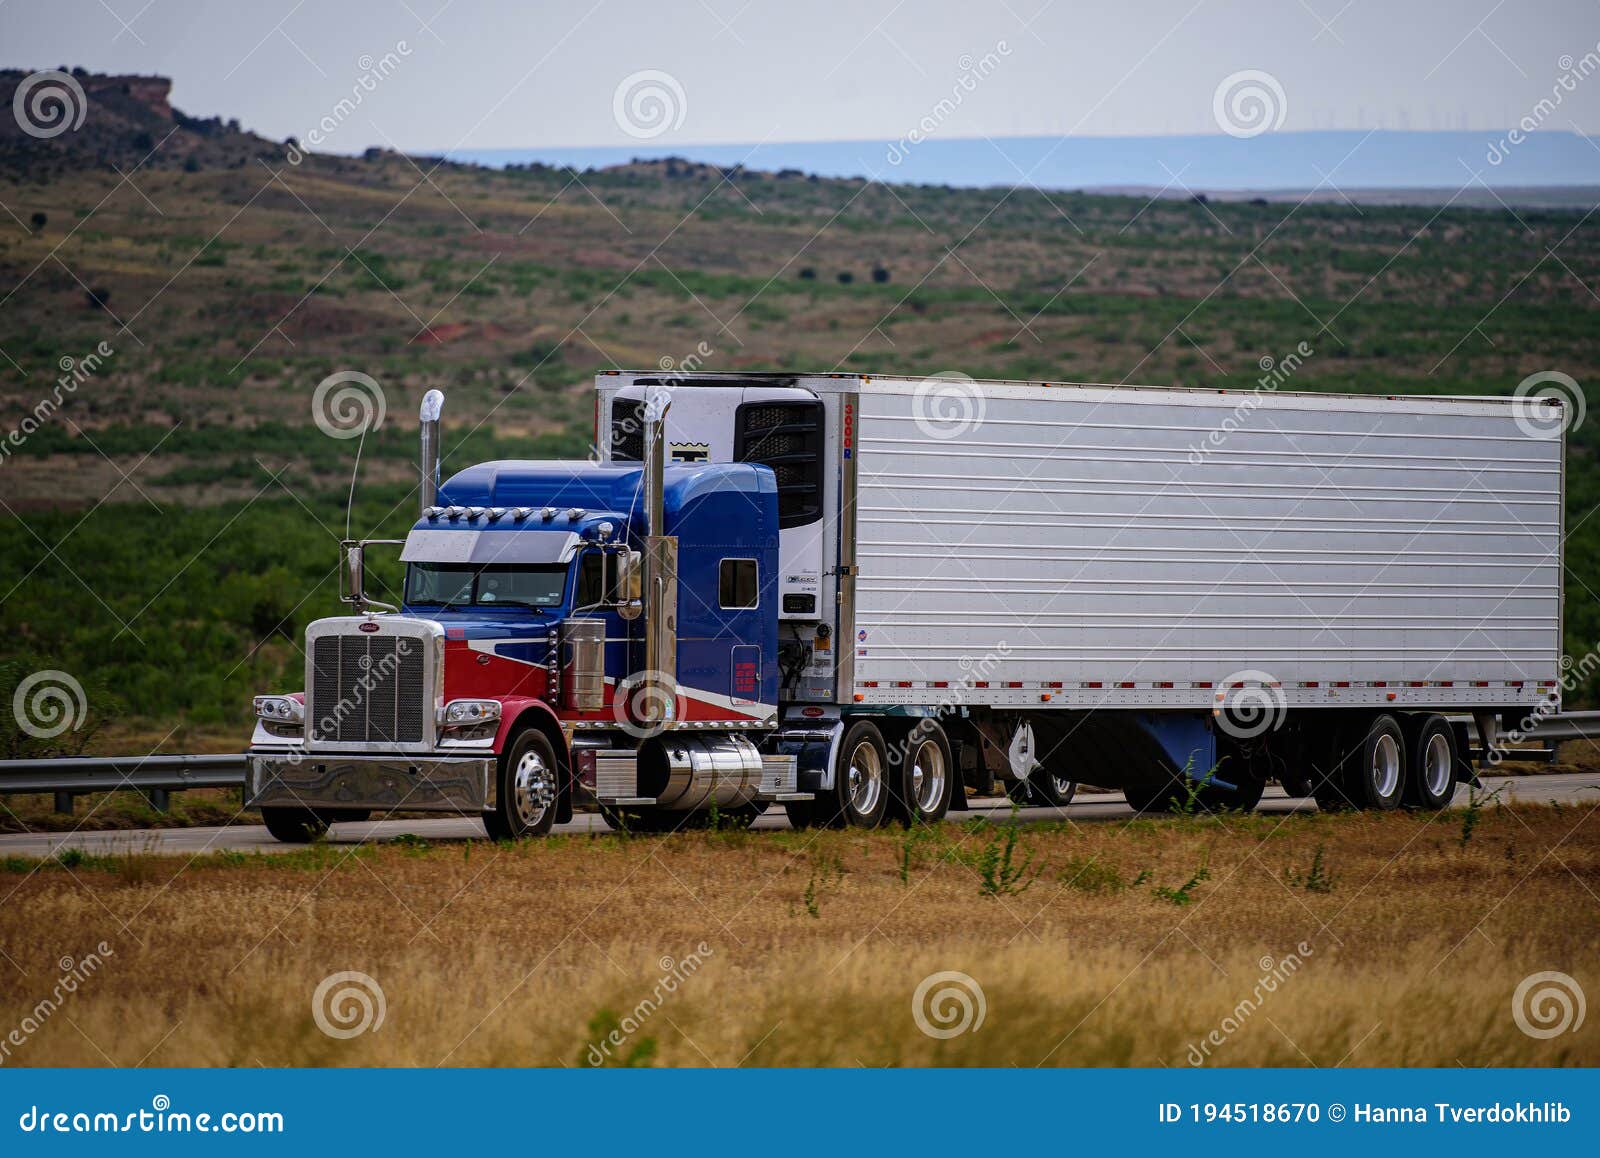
5;0;1600;151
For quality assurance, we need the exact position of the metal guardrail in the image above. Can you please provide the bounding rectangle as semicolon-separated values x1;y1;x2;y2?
0;753;247;813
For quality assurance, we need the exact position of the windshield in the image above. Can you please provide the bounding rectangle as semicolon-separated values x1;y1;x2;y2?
405;562;568;610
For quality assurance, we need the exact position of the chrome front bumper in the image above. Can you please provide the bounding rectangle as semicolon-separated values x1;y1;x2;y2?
248;750;495;813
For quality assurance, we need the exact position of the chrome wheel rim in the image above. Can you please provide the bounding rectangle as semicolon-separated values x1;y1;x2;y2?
1372;733;1401;799
909;738;946;814
845;740;883;816
512;749;554;827
1423;732;1452;797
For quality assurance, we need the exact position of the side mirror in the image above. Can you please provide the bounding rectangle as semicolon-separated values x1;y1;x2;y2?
615;549;644;620
344;544;365;607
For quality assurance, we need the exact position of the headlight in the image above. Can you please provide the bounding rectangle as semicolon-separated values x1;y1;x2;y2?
441;699;502;727
253;696;303;722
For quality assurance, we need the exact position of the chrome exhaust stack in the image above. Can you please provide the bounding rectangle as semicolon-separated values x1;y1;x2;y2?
639;386;678;727
419;389;444;514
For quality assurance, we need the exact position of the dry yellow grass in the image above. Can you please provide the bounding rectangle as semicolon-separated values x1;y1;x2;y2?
1;803;1596;1067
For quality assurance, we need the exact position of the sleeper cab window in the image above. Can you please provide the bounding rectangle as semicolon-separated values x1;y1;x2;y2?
719;558;758;609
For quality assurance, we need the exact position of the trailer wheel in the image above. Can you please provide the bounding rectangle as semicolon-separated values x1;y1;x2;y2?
484;730;559;840
895;721;954;825
816;720;891;828
261;807;328;843
1403;714;1458;810
1334;713;1407;811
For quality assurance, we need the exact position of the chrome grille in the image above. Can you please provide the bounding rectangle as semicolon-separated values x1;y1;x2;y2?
308;634;427;744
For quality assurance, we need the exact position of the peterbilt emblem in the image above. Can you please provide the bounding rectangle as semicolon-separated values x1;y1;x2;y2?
358;621;380;633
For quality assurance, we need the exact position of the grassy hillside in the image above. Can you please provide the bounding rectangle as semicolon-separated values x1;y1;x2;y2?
2;97;1598;750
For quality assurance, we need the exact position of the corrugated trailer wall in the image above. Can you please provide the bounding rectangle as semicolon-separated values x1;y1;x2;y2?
849;380;1560;712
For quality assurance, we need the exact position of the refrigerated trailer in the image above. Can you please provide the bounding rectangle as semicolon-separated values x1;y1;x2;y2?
245;372;1566;840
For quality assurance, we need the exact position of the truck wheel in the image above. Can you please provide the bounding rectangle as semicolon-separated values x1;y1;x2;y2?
818;720;891;828
1193;775;1265;812
1123;782;1178;814
1030;767;1078;808
261;807;328;843
484;730;559;840
1339;713;1407;811
1403;714;1458;810
896;722;953;825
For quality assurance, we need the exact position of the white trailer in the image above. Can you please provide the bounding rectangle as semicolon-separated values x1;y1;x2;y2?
596;372;1563;822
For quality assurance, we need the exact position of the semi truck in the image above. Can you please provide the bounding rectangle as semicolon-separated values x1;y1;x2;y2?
246;372;1564;840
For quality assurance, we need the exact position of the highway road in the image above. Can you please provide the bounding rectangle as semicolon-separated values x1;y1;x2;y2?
0;772;1594;859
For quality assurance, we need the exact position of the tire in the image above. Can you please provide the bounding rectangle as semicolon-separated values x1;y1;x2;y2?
484;729;560;840
1403;714;1457;810
1124;772;1261;814
1029;765;1077;808
1123;782;1178;814
782;798;819;829
1279;771;1315;798
1006;778;1035;805
1334;713;1407;811
816;720;891;828
1193;774;1265;812
891;720;954;825
261;807;328;843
